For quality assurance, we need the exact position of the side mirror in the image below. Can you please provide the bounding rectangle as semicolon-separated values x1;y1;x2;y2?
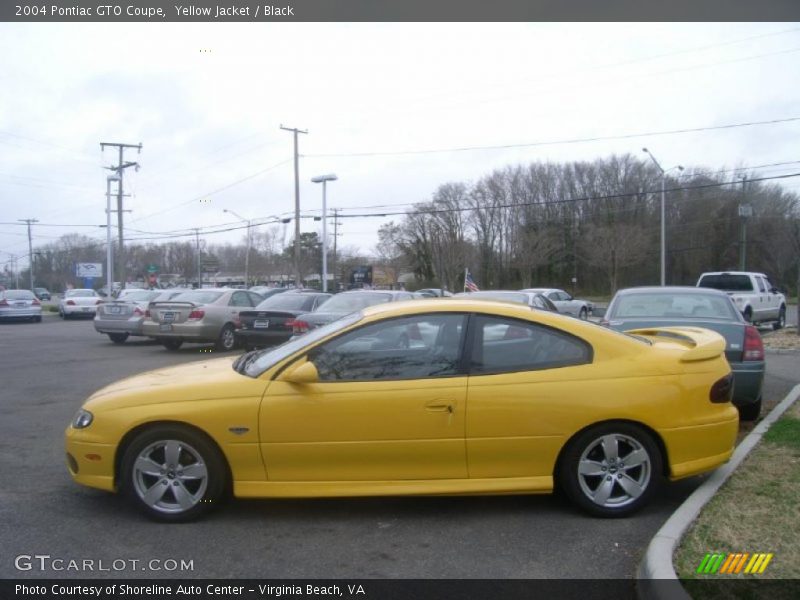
279;360;319;384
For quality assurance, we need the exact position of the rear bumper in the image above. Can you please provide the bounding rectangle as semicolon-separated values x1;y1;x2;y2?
63;304;97;315
731;360;765;406
0;307;41;319
142;320;220;342
235;329;292;346
94;317;146;335
661;411;739;480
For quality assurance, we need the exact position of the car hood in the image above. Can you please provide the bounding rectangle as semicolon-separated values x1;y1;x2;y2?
84;357;266;411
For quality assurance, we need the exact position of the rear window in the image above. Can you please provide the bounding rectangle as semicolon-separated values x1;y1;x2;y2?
6;290;35;300
170;291;224;304
320;293;393;312
613;293;739;320
66;289;96;297
120;291;160;302
256;294;319;311
698;274;754;292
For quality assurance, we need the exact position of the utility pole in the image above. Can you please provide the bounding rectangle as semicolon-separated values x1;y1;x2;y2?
18;218;38;290
100;141;141;291
739;175;752;271
280;125;307;287
194;228;202;288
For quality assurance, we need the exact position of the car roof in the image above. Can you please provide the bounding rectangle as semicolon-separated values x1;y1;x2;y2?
698;271;767;277
614;286;730;296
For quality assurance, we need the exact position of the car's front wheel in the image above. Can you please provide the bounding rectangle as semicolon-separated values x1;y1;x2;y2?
559;422;662;518
120;425;229;522
108;332;129;344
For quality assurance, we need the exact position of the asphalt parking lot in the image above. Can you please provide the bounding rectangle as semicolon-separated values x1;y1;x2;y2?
1;315;798;586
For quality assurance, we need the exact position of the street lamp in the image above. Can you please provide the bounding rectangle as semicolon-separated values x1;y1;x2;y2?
642;148;683;286
310;174;338;293
106;175;120;294
223;209;252;286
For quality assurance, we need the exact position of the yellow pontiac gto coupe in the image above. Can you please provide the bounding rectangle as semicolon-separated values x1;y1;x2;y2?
65;299;738;521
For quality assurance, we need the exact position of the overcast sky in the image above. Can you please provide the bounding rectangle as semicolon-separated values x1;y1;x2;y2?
1;22;799;274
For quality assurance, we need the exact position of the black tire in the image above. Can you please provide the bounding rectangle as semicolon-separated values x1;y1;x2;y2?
558;422;662;518
738;397;762;422
33;316;42;323
773;306;786;331
160;338;184;351
743;307;753;323
579;307;588;320
215;324;236;352
120;424;229;522
108;332;129;344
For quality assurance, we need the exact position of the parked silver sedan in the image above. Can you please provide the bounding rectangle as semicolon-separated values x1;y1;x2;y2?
0;289;42;322
521;288;593;319
141;288;264;351
94;289;182;344
59;289;101;319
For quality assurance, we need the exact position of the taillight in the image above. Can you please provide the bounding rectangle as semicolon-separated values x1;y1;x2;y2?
0;299;8;306
188;310;205;320
710;373;734;404
32;298;41;306
743;326;764;361
66;300;76;306
289;319;309;334
96;299;102;305
133;307;144;316
233;317;242;329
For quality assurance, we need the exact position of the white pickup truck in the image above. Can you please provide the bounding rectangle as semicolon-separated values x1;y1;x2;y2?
697;271;786;329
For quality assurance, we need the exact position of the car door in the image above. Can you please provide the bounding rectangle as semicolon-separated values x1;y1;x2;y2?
465;314;593;480
759;276;778;320
260;313;469;482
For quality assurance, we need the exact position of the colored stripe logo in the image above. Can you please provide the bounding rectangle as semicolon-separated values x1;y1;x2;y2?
696;553;773;574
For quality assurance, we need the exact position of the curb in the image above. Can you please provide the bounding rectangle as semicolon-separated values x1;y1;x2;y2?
636;383;800;600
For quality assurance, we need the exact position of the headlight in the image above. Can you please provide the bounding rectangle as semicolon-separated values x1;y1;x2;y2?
72;409;94;429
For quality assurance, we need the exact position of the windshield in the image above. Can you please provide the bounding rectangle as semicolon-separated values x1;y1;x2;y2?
318;293;392;313
612;293;739;320
242;311;363;377
169;290;224;304
697;274;753;292
256;294;322;311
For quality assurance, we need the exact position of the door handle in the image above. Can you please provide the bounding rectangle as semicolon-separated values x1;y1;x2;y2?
425;401;454;413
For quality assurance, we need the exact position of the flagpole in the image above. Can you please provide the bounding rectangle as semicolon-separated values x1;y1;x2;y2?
464;268;468;293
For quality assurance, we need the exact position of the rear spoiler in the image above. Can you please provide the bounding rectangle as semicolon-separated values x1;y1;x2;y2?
148;301;198;308
624;326;726;362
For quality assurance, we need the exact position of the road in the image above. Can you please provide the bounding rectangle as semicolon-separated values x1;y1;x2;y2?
1;315;798;584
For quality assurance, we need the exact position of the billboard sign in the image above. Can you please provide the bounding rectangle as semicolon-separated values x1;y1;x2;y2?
75;263;103;278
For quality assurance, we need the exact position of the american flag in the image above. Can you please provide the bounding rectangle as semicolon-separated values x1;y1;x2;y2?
464;271;480;292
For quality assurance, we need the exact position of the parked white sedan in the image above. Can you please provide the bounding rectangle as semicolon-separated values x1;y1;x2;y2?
59;288;101;319
521;288;593;319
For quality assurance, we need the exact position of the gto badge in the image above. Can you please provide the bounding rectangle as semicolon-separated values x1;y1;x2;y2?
228;427;250;435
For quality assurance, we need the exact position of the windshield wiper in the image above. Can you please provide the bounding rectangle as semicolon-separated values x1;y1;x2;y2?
235;350;262;376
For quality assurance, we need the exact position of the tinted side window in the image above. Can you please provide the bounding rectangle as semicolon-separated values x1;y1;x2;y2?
247;292;263;305
470;316;591;375
309;314;467;381
230;292;252;307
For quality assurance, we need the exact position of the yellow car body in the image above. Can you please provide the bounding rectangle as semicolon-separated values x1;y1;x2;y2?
65;299;738;521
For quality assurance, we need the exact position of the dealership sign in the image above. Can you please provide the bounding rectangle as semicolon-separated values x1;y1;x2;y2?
75;263;103;278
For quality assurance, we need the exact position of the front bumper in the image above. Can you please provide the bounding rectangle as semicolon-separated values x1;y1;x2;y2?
64;430;116;492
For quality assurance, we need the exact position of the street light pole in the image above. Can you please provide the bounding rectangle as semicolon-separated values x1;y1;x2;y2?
223;209;251;286
311;174;338;293
642;148;683;286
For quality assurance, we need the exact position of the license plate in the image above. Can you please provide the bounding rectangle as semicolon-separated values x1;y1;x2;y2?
108;306;121;314
14;302;26;307
159;324;173;332
82;307;91;312
162;311;175;322
254;319;270;329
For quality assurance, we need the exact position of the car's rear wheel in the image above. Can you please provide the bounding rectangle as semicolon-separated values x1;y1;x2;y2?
773;306;786;331
559;422;662;517
215;324;236;351
738;397;762;422
108;332;129;344
160;338;183;351
33;316;42;323
743;307;753;323
120;425;228;522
